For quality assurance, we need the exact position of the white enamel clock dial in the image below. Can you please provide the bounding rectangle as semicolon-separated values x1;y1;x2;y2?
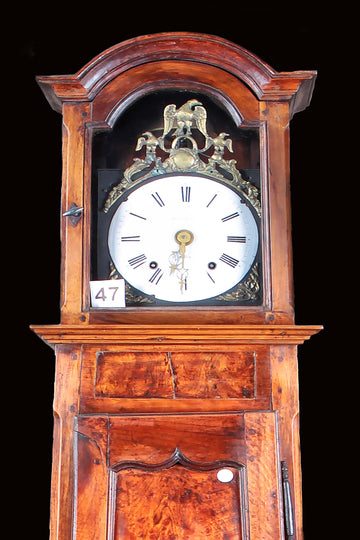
108;175;259;302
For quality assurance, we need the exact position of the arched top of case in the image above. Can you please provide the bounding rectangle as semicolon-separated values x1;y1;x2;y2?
36;32;316;119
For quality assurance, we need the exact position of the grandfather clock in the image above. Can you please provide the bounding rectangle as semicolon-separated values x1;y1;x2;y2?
32;33;321;539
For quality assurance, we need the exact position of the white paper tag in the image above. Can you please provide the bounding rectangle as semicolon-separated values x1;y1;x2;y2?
90;279;126;308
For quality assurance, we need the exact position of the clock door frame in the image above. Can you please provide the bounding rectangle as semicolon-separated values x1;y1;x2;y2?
88;85;267;313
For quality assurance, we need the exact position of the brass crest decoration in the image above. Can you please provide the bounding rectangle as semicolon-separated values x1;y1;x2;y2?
104;99;261;304
103;99;261;217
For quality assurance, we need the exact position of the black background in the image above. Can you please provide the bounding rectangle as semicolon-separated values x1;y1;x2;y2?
9;5;350;538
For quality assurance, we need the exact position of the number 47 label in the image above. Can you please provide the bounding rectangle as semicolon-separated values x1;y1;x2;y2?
90;279;126;308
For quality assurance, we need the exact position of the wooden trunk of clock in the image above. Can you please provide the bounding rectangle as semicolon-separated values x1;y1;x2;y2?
32;33;321;540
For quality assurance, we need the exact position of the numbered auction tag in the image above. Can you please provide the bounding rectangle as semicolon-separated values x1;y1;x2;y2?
90;279;126;308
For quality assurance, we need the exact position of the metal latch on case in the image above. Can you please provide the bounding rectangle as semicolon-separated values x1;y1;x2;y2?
63;203;83;227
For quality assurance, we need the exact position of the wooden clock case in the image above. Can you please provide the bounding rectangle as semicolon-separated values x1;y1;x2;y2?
32;33;322;540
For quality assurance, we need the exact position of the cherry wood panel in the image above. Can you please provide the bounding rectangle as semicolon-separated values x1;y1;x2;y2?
106;414;246;465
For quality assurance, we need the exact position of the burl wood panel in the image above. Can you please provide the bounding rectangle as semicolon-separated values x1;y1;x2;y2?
114;466;243;539
171;352;255;399
94;351;255;399
95;352;174;398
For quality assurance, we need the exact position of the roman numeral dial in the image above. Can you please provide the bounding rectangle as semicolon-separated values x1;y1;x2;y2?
227;236;246;243
181;186;191;202
108;174;259;303
128;254;147;268
221;212;239;222
219;253;240;268
151;192;165;207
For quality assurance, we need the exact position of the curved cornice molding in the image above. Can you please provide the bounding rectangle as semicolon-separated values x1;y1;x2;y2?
36;32;316;118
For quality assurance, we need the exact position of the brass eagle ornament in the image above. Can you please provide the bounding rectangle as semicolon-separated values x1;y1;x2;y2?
160;99;208;139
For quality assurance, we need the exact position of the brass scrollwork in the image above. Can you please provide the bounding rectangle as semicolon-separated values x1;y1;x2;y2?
109;261;261;305
216;263;260;302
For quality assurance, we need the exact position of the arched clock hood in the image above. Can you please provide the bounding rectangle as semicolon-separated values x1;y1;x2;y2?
37;32;316;119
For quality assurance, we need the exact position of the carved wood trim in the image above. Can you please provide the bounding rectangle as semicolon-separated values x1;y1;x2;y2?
111;446;245;473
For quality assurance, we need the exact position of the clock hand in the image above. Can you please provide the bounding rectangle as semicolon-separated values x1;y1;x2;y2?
179;270;188;293
175;230;194;267
174;230;194;292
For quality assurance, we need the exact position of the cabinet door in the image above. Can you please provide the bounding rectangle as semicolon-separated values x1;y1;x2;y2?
73;413;282;539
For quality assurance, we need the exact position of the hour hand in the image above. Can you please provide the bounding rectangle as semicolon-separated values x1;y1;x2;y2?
174;230;193;292
175;229;194;268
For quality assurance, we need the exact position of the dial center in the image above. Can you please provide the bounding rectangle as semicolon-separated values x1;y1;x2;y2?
175;229;194;246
